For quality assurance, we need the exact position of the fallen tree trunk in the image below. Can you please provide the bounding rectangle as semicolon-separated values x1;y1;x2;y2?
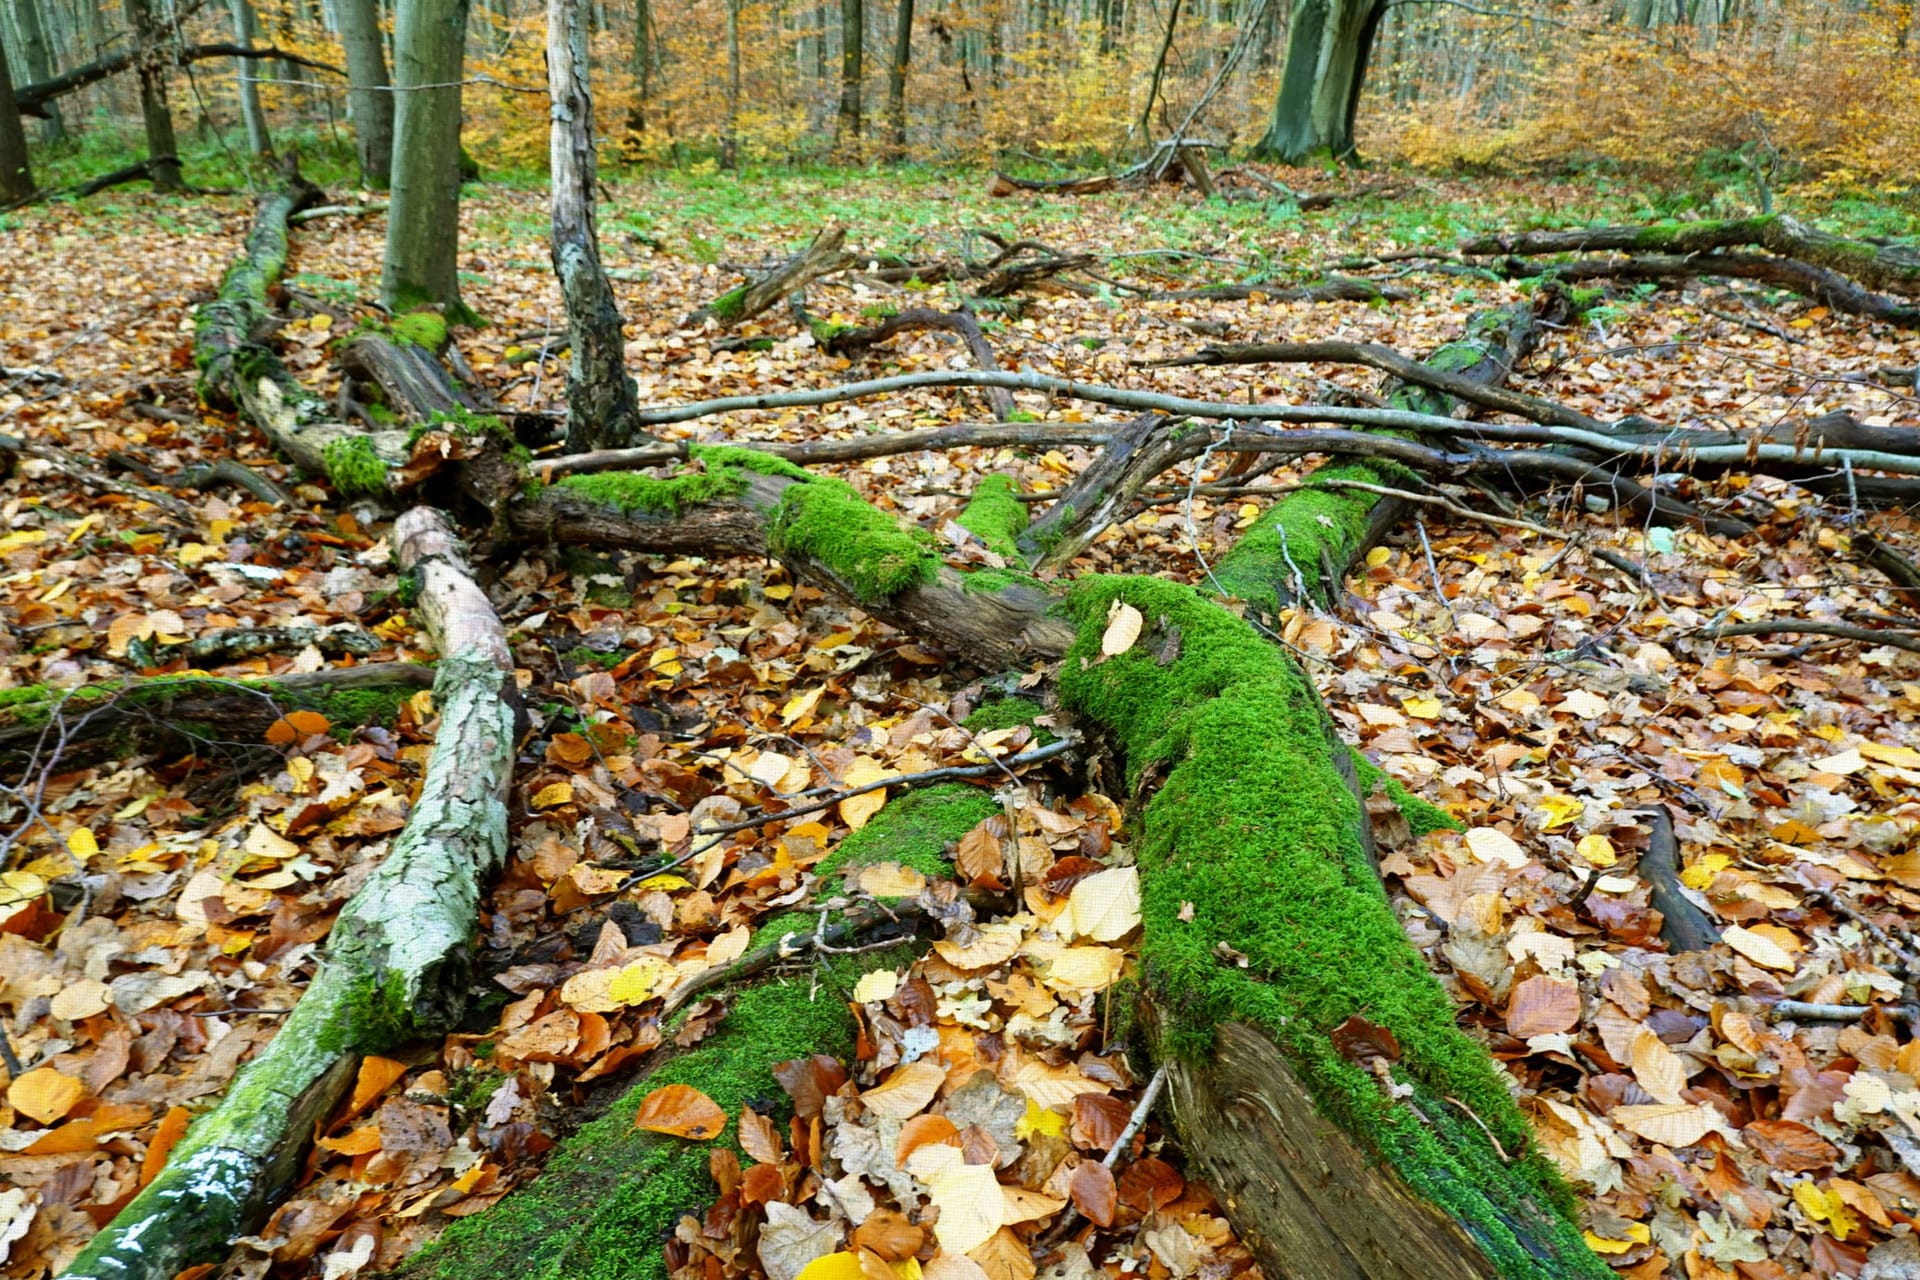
0;662;432;774
1507;251;1920;328
1146;275;1409;303
485;448;1607;1279
1460;215;1920;297
12;42;344;116
819;306;1016;419
61;510;515;1280
686;224;856;328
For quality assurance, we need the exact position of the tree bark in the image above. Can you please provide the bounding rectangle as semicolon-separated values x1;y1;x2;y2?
547;0;648;451
122;0;183;190
228;0;272;157
624;0;650;135
1136;0;1181;138
9;0;62;139
1460;215;1920;297
61;509;516;1280
335;0;395;187
383;0;470;313
836;0;862;146
884;0;911;154
0;22;34;200
1250;0;1386;163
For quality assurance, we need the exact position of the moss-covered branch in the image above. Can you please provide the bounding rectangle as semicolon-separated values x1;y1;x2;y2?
62;512;515;1280
684;223;856;328
1459;214;1920;297
396;783;995;1280
505;448;1602;1279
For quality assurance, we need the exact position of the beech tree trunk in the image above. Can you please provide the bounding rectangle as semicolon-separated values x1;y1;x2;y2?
383;0;470;313
0;23;34;200
836;0;862;145
62;509;516;1280
1250;0;1386;163
884;0;912;153
122;0;182;190
624;0;650;136
547;0;647;450
228;0;272;156
335;0;395;187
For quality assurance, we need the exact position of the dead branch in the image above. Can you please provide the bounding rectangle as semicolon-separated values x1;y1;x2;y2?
14;42;344;116
686;224;857;328
820;307;1017;419
1698;617;1920;654
1637;806;1721;953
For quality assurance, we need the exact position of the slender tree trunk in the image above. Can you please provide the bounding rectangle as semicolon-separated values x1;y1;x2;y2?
836;0;862;145
884;0;910;154
721;0;739;166
1136;0;1181;137
229;0;272;156
10;0;61;139
336;0;394;186
382;0;469;313
0;23;34;199
1250;0;1385;163
547;0;648;450
624;0;649;134
122;0;182;190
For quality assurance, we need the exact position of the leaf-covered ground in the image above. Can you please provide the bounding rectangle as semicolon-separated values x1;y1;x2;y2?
2;166;1919;1280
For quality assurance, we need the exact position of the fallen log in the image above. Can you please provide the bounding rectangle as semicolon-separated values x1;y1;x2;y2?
1638;806;1721;953
686;224;856;328
1506;252;1920;328
488;448;1607;1279
1146;275;1410;303
0;662;432;774
12;42;344;116
393;780;1000;1280
818;306;1017;420
61;510;515;1280
1460;215;1920;297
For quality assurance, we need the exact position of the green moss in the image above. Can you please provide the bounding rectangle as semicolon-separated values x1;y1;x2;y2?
960;566;1043;595
767;477;939;605
812;782;993;895
390;311;449;352
1054;577;1601;1279
322;435;392;499
687;443;810;481
962;696;1056;746
1348;749;1462;837
708;285;749;322
402;970;869;1280
957;474;1028;563
1210;459;1387;615
557;467;751;518
365;402;399;426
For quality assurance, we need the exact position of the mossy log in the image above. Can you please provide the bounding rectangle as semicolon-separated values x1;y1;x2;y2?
194;174;412;495
1459;214;1920;297
1211;300;1548;617
60;510;516;1280
0;662;432;775
338;331;485;428
685;224;857;328
1505;251;1920;328
495;449;1606;1279
395;783;997;1280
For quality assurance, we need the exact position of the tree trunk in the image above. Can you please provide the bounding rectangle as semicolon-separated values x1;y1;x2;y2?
836;0;862;146
720;0;739;167
884;0;911;154
0;23;34;200
10;0;61;139
1250;0;1386;163
547;0;647;451
228;0;272;157
624;0;649;135
1136;0;1181;137
61;508;516;1280
382;0;469;313
122;0;182;190
335;0;395;187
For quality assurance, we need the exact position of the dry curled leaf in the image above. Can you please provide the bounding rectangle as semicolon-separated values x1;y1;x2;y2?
634;1084;727;1140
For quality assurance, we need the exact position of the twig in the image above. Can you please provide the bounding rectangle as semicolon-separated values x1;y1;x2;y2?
1696;619;1920;654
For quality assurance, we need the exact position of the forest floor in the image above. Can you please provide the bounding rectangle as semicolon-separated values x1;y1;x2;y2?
2;159;1919;1280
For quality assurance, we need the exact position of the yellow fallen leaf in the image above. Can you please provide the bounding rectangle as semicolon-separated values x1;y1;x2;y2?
1723;924;1796;972
1100;600;1143;658
856;862;926;898
1583;1223;1650;1255
926;1162;1005;1253
607;957;677;1005
796;1254;870;1280
1013;1098;1065;1141
1575;834;1616;867
851;968;900;1004
8;1067;86;1125
1680;852;1729;890
1401;695;1443;719
1463;827;1528;867
861;1060;945;1121
1536;794;1584;831
1794;1181;1860;1241
1860;742;1920;768
933;922;1024;970
1041;946;1127;994
532;781;575;809
839;758;897;831
67;828;99;861
1067;866;1140;942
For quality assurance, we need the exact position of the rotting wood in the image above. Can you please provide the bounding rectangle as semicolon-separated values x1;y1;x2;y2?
686;223;857;327
60;510;514;1280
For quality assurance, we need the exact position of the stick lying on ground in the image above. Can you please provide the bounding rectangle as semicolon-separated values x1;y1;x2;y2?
686;224;857;328
62;510;516;1280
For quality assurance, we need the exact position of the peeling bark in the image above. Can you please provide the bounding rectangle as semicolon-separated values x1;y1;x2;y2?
61;510;515;1280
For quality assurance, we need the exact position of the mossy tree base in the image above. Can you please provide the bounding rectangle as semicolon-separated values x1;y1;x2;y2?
62;512;517;1280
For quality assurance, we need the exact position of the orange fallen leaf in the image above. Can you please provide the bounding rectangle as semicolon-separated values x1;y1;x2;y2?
635;1083;727;1139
